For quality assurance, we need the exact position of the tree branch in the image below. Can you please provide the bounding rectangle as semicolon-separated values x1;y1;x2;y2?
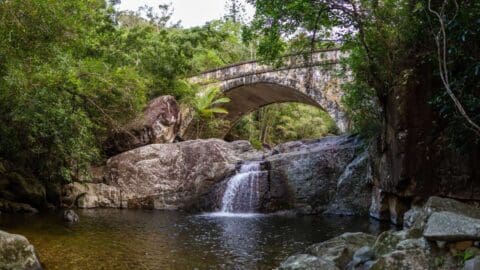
428;0;480;136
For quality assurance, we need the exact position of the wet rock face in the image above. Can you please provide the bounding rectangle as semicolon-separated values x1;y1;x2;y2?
371;76;480;202
64;139;246;210
0;230;42;270
263;135;372;215
103;139;242;210
104;95;181;157
63;135;373;214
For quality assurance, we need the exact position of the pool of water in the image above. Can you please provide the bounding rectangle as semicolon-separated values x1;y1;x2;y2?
0;210;390;269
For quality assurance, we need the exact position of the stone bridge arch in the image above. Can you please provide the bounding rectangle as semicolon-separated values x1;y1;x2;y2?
183;49;350;138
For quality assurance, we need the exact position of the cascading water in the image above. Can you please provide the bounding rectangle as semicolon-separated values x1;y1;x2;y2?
219;161;265;213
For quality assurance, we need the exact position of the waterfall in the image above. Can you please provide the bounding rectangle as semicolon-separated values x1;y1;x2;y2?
220;161;264;213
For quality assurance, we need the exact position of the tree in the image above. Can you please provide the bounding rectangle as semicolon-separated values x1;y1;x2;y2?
190;87;231;138
247;0;480;147
228;103;338;147
0;0;148;182
427;0;480;136
225;0;246;23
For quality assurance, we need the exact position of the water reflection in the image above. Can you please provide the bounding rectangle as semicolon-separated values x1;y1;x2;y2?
0;210;390;270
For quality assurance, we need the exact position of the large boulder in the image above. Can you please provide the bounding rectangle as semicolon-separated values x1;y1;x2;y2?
405;196;480;238
423;197;480;219
102;139;241;210
368;248;430;270
61;182;121;209
278;232;376;269
0;230;42;270
306;232;376;268
423;212;480;241
104;95;182;156
263;135;372;215
278;254;339;270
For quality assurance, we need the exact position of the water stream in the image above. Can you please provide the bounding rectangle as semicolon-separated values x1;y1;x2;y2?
220;161;265;214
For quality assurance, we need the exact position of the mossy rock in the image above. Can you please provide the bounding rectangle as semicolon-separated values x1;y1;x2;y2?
5;172;46;208
0;230;42;270
373;230;407;257
0;199;38;213
305;232;376;269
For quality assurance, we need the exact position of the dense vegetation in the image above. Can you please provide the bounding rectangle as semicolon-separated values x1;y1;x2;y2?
246;0;480;148
0;0;250;183
0;0;336;186
227;103;338;148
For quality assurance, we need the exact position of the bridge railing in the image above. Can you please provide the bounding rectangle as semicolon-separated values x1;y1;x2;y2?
190;48;347;84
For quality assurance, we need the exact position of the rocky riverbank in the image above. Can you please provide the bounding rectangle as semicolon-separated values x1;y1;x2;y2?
61;134;372;215
278;196;480;270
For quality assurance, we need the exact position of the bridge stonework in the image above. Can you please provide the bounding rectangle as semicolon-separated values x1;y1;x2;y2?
187;48;350;137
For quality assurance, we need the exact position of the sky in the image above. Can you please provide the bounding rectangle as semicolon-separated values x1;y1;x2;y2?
117;0;255;28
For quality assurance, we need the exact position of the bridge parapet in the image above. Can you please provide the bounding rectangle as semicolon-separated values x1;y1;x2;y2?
190;48;346;84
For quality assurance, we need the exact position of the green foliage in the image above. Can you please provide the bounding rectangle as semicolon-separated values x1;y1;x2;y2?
244;0;338;64
0;0;250;184
456;250;475;262
427;0;480;148
224;0;247;23
0;0;147;182
248;0;480;146
342;76;382;138
189;87;231;138
190;87;231;119
228;103;338;146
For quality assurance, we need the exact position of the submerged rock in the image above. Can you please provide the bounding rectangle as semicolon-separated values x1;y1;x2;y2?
0;230;42;270
63;210;79;223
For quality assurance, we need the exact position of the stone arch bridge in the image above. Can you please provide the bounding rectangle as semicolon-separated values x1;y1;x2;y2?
184;48;349;138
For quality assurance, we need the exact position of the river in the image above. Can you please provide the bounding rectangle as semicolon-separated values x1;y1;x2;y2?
0;210;390;269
